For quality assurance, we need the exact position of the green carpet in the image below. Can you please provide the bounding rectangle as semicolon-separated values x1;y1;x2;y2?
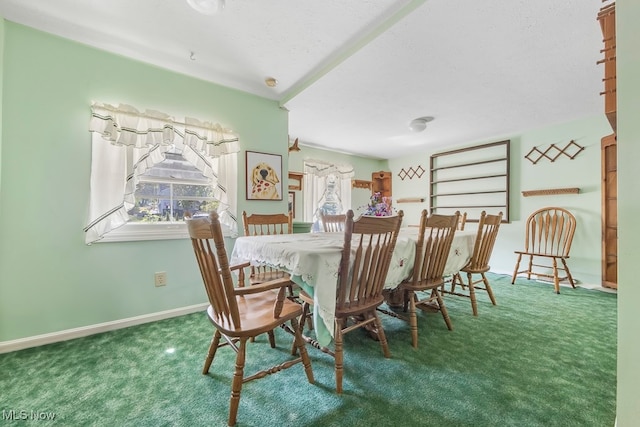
0;274;617;426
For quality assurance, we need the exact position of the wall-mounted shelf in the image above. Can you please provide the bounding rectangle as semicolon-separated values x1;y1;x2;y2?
352;179;373;190
430;140;510;223
396;197;425;203
522;187;580;197
288;172;303;191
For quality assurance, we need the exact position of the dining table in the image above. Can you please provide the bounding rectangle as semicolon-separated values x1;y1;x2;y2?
230;227;476;347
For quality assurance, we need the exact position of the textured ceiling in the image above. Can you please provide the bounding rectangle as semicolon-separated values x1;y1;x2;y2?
0;0;605;159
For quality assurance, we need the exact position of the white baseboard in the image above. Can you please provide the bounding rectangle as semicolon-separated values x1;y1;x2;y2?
0;303;208;354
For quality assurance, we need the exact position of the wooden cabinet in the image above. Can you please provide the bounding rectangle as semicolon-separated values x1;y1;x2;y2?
601;134;617;289
372;171;392;198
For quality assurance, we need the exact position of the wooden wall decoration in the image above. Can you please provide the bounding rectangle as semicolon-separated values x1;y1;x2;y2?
398;165;425;180
352;179;373;190
524;140;585;164
522;188;580;197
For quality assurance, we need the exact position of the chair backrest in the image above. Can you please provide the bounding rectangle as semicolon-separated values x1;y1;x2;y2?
320;213;347;232
523;207;576;257
466;211;503;270
411;210;459;287
186;213;241;329
336;210;404;312
242;211;293;236
458;212;468;231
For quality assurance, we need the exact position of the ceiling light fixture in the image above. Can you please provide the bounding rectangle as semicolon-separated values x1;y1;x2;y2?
409;116;435;132
186;0;226;15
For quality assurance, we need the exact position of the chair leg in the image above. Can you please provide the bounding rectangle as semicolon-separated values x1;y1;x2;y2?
290;317;315;384
334;318;345;394
467;272;478;316
433;289;453;331
481;273;497;306
552;257;561;294
561;258;576;288
450;273;458;292
526;255;534;280
512;254;522;284
372;312;391;358
267;330;276;348
291;302;310;356
228;337;247;427
408;291;419;348
203;330;221;374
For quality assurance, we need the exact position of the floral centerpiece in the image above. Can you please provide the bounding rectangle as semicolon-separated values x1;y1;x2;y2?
361;192;394;216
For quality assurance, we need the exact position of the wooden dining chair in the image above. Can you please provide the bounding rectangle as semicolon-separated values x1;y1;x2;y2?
186;212;314;427
296;209;404;393
390;210;459;348
445;211;503;316
320;212;347;232
242;210;294;285
512;207;577;294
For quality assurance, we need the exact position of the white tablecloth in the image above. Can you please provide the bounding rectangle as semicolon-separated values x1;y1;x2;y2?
230;228;475;346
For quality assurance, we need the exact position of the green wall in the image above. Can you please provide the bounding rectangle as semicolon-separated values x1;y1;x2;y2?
389;114;610;285
616;0;639;424
0;22;290;341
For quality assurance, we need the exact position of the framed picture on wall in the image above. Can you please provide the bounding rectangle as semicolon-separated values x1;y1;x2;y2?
245;151;283;200
288;191;295;218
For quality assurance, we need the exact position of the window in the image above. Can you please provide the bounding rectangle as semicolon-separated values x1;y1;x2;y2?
85;103;239;243
129;150;218;223
303;160;353;232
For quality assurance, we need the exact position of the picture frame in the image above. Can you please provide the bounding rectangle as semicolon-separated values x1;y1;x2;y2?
288;191;295;218
245;151;283;200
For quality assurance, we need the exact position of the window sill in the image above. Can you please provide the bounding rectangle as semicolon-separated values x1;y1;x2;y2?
97;223;189;242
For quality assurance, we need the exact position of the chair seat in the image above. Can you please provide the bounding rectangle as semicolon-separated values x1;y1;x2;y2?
460;265;491;275
400;278;445;292
299;289;384;318
514;250;570;259
209;290;303;337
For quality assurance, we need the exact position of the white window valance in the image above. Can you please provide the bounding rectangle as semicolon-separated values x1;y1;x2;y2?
303;159;355;178
84;102;239;244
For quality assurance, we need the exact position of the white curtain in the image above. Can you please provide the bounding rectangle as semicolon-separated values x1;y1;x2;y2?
303;159;354;223
84;102;239;244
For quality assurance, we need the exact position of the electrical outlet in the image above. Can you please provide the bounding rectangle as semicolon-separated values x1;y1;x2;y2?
154;271;167;287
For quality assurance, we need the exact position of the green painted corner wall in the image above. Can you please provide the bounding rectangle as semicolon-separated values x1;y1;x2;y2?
0;22;290;341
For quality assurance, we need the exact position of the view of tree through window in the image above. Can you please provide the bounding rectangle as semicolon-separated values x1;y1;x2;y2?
128;150;218;222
